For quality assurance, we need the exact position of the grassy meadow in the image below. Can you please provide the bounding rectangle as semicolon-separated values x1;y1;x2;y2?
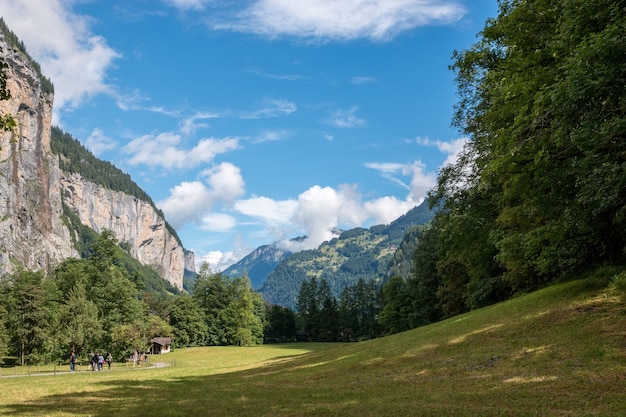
1;273;625;416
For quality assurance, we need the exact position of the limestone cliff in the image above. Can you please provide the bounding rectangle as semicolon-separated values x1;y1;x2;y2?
0;30;184;290
0;32;78;274
61;173;184;289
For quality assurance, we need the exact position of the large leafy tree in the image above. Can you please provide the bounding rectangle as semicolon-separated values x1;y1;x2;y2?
52;230;145;352
168;294;207;348
2;270;55;365
436;0;626;293
56;283;102;356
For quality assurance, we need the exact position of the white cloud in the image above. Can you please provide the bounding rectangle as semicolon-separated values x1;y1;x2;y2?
158;180;214;227
123;133;239;169
200;213;237;232
201;162;246;205
364;196;418;224
242;98;297;119
416;136;467;168
85;128;118;156
0;0;119;123
327;106;365;128
279;184;368;251
234;196;298;225
213;0;467;42
404;160;438;201
158;162;245;228
163;0;209;11
364;160;437;201
180;112;221;135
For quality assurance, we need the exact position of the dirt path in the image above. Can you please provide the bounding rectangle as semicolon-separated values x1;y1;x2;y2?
0;362;169;378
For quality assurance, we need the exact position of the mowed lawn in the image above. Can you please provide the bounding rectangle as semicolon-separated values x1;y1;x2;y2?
1;274;625;416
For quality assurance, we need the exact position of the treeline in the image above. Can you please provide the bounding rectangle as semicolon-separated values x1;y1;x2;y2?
375;0;626;334
0;18;53;95
50;126;182;248
0;231;290;366
297;0;626;339
295;277;381;341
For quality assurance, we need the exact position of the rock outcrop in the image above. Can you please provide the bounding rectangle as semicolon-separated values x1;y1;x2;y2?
0;31;184;290
61;173;184;290
0;33;78;274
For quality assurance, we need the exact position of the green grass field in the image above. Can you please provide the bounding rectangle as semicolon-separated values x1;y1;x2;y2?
1;273;625;416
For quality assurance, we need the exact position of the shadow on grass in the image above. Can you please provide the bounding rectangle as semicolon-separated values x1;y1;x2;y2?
2;363;326;417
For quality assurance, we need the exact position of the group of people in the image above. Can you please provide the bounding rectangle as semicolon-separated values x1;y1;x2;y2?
68;350;112;372
88;351;113;371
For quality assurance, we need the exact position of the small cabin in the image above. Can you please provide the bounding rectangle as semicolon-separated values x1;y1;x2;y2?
150;337;172;354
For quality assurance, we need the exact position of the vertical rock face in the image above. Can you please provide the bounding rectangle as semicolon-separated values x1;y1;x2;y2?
184;249;196;273
61;173;184;290
0;33;78;274
0;32;185;290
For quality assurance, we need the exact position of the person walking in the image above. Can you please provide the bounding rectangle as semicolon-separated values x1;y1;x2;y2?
106;352;112;370
88;351;95;371
69;351;77;373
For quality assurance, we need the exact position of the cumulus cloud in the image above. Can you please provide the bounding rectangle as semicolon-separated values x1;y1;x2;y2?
123;133;239;169
234;197;298;225
158;162;245;228
158;180;214;227
212;0;467;42
199;212;237;232
364;196;418;224
278;184;368;251
201;162;245;205
0;0;119;122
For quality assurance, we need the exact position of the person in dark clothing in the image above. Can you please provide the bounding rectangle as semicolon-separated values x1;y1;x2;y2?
69;351;77;372
88;351;95;371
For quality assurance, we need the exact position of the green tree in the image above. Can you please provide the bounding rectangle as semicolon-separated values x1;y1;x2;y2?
409;224;443;327
192;264;232;345
3;270;54;365
57;283;102;356
379;276;411;335
435;0;626;297
296;277;319;339
264;304;296;343
168;294;207;348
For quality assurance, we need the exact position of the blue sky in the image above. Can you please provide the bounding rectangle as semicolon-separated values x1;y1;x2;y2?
1;0;498;271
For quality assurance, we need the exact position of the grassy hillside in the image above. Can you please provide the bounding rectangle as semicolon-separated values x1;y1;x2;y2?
1;271;624;416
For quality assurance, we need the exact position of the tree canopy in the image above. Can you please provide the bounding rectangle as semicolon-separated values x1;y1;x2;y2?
429;0;626;292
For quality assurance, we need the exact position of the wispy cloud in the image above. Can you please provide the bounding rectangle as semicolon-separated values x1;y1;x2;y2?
416;136;467;167
247;67;307;81
351;76;376;85
327;106;365;128
210;0;467;42
242;98;297;119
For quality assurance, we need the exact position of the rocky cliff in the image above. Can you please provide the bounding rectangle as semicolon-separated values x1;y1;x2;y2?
0;30;184;290
0;32;78;274
61;173;184;290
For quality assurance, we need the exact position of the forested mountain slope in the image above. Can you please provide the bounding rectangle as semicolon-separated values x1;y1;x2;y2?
260;201;434;308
